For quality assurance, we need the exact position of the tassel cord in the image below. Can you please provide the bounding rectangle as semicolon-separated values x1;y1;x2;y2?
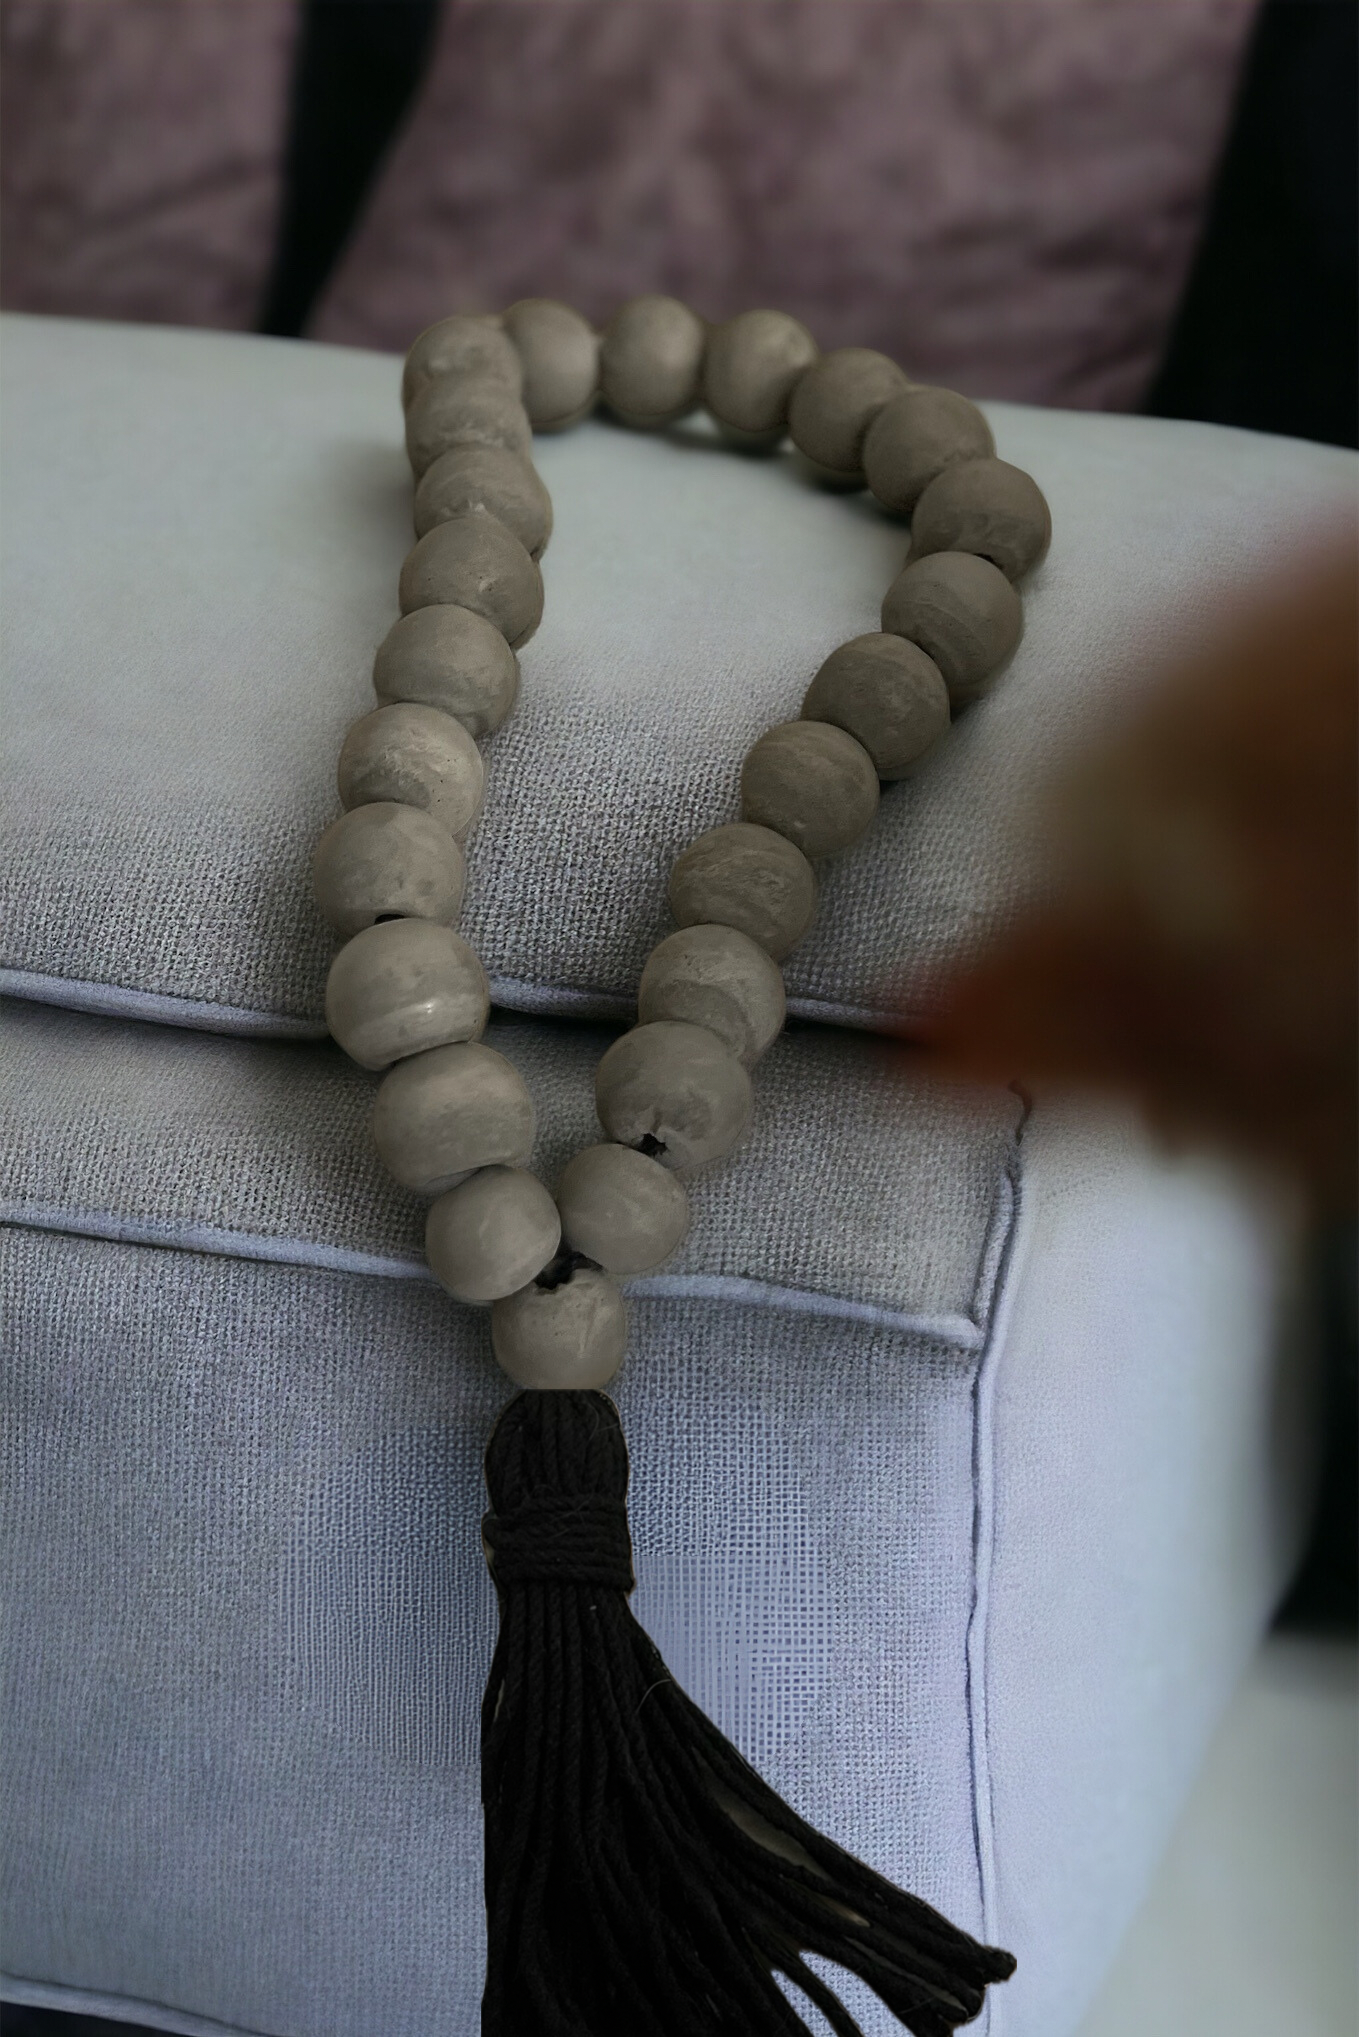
518;1593;572;2034
624;1614;872;2036
640;1679;978;2034
532;1590;679;2037
581;1596;812;2036
779;1953;874;2037
481;1392;1017;2037
561;1595;697;2037
489;1587;691;2037
481;1594;546;2028
517;1582;793;2036
587;1638;960;2024
677;1698;1005;2015
579;1608;725;2034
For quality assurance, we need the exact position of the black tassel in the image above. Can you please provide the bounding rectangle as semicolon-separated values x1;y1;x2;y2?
481;1390;1016;2037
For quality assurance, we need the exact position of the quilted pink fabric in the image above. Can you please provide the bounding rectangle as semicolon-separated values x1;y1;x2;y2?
0;0;297;332
314;0;1255;411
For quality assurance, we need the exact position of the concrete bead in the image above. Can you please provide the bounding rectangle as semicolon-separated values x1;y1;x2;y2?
595;1020;752;1172
325;919;489;1070
554;1144;690;1274
414;444;553;558
702;309;818;438
741;721;880;859
490;1267;627;1390
405;379;532;480
909;457;1051;582
667;822;817;961
502;298;599;430
312;802;465;939
399;513;543;650
372;605;519;738
788;348;909;475
638;924;785;1067
426;1166;560;1303
599;295;707;428
338;702;485;841
372;1040;535;1195
402;315;522;411
881;550;1023;708
863;386;995;516
801;633;950;780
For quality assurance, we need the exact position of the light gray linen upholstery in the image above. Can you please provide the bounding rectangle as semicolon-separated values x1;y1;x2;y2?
0;312;1327;2037
0;998;1016;1325
2;999;1311;2037
4;313;1355;1039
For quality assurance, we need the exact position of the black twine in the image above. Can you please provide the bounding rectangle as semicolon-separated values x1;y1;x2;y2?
481;1390;1016;2037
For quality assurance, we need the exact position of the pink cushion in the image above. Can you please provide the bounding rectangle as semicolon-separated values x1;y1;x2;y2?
0;0;296;332
314;0;1255;411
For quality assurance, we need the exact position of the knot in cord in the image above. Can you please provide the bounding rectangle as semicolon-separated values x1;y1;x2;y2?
483;1493;635;1593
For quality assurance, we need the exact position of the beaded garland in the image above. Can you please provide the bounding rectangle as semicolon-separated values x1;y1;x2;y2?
311;294;1043;2036
313;296;1049;1366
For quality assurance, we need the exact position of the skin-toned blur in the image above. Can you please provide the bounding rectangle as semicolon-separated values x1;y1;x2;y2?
921;540;1357;1213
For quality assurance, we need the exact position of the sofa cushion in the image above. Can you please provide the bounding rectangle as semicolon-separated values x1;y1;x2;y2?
1;996;1312;2037
3;312;1354;1043
0;996;1017;1324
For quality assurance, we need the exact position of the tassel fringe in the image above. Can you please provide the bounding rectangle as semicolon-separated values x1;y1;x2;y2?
481;1390;1016;2037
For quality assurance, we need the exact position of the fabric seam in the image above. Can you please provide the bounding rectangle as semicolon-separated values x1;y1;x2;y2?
0;970;328;1040
0;1972;277;2037
964;1111;1033;2034
1;1207;990;1347
0;967;932;1042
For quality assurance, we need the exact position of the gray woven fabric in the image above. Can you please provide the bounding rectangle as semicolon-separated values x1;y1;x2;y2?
4;313;1355;1039
1;1063;1308;2037
0;310;1328;2036
3;1228;982;2037
1;997;1018;1325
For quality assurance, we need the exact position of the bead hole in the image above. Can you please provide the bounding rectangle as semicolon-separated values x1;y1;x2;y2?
634;1133;667;1160
535;1248;600;1292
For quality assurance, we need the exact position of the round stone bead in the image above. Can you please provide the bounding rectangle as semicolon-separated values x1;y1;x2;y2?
863;386;994;516
312;801;464;938
372;605;519;738
402;314;522;411
325;918;488;1070
702;309;818;445
555;1143;690;1274
881;550;1023;708
414;444;553;558
372;1040;534;1195
405;379;532;481
426;1165;561;1303
502;298;599;430
801;633;950;779
667;822;817;961
638;924;785;1067
909;457;1051;582
338;702;485;841
595;1020;752;1172
491;1266;627;1390
399;513;543;650
788;348;909;476
741;721;879;859
599;295;707;428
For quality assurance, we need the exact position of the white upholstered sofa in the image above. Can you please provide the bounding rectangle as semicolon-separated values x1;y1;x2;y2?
2;313;1353;2037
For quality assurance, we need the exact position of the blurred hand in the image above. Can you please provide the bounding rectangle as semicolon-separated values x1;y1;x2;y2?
921;542;1357;1210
